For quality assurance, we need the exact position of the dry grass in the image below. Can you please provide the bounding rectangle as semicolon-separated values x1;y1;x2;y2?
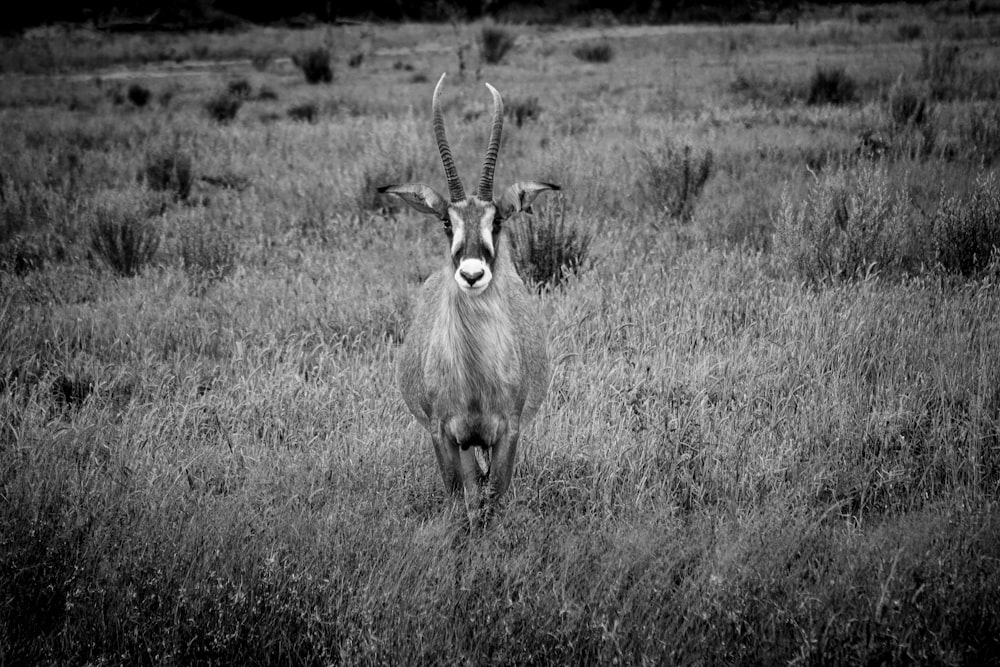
2;10;1000;664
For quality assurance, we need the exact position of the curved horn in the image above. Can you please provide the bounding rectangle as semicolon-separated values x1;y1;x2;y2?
432;73;465;203
478;82;504;201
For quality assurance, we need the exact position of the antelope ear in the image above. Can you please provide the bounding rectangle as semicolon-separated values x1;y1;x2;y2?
495;181;560;219
378;184;450;219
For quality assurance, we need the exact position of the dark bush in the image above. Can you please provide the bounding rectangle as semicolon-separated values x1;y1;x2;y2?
205;92;242;123
257;86;278;101
287;103;318;123
807;66;857;105
573;42;614;63
931;173;1000;276
348;52;364;68
90;200;160;277
638;143;714;223
508;196;591;291
509;96;541;127
896;23;923;41
293;48;333;84
127;83;151;107
143;150;193;200
227;79;252;99
479;26;516;65
887;84;929;127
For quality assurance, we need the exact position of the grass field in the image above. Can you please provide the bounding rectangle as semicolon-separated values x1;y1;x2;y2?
2;4;1000;664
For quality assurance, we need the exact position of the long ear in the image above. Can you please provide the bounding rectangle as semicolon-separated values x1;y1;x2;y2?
378;184;450;219
495;181;560;219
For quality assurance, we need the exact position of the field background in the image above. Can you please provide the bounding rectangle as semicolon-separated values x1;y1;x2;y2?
2;2;1000;663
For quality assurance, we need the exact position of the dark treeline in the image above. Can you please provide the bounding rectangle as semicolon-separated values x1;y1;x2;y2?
5;0;933;33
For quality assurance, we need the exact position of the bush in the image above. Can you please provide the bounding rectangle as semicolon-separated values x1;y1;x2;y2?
293;48;333;84
90;197;161;277
931;172;1000;276
287;103;318;123
227;79;252;99
180;213;237;290
886;80;929;127
773;165;910;284
573;41;614;63
479;26;515;65
257;86;278;101
896;23;923;41
143;149;193;200
807;66;857;105
920;43;963;100
508;196;591;291
205;92;242;123
638;142;714;223
127;83;151;107
509;96;541;127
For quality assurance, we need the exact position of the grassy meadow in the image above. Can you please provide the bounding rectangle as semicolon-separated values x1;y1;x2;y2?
3;4;1000;663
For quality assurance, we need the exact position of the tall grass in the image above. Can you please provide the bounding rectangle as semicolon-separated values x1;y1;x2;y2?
2;12;1000;665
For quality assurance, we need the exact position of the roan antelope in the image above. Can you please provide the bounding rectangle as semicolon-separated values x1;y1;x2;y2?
379;73;558;523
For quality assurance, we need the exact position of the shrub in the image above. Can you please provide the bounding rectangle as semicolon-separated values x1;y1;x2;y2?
90;197;161;277
807;66;857;105
348;52;364;68
572;41;614;63
638;142;714;223
479;26;515;65
180;214;237;290
773;165;910;284
963;103;1000;164
509;96;541;127
204;92;242;123
896;23;923;41
0;236;47;275
930;172;1000;276
257;86;278;101
508;196;591;291
143;149;193;200
293;48;333;84
919;43;962;100
126;83;151;107
886;80;929;127
287;103;318;123
227;79;252;99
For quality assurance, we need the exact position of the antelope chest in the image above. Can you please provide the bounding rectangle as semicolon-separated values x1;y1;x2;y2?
424;287;522;434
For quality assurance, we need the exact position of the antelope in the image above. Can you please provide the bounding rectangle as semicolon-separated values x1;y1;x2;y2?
379;73;557;523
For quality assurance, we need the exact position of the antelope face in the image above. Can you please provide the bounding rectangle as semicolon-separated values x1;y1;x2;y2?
378;73;559;294
448;200;500;294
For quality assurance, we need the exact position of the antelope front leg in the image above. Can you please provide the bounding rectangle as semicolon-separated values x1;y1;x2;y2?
432;423;462;495
458;446;487;528
486;426;520;508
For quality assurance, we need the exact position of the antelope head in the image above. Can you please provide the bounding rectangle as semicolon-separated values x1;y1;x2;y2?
379;73;559;295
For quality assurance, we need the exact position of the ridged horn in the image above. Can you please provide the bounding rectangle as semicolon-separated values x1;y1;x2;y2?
478;82;504;202
432;73;465;203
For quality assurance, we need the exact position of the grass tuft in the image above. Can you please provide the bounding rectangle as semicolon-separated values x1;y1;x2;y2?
508;195;591;290
638;142;714;223
89;193;161;277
